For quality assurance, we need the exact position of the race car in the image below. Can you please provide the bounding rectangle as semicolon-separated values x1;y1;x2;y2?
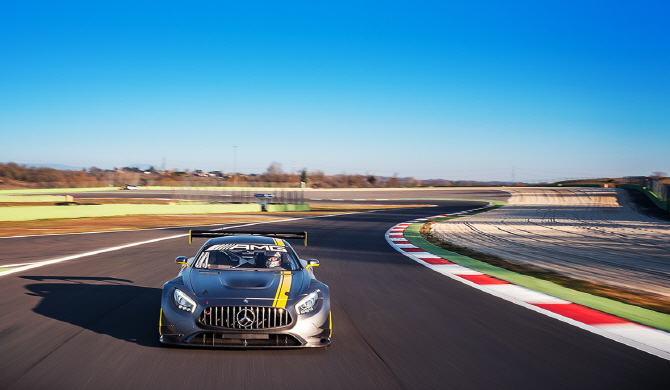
159;230;331;348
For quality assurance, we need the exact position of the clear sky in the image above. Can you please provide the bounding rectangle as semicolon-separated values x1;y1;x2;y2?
1;1;668;182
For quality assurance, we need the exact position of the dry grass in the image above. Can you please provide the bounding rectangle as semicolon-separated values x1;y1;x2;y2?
420;222;670;315
0;197;180;207
0;214;282;237
0;203;423;237
309;204;430;212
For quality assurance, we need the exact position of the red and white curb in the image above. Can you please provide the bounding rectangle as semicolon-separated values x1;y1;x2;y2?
386;204;670;361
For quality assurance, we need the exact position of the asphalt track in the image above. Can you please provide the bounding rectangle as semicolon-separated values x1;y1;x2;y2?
0;194;669;389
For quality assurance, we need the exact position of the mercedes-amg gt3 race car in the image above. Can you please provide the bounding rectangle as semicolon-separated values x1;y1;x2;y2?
160;230;331;348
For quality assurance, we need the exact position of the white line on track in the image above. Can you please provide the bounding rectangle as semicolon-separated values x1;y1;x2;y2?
0;263;35;268
0;234;186;278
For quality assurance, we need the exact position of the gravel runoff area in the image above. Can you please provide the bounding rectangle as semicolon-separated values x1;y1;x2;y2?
432;187;670;299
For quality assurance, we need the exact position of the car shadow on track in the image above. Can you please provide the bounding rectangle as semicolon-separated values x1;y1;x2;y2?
21;276;162;348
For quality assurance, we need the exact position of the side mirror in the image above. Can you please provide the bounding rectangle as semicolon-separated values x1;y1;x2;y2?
306;259;320;269
175;256;189;266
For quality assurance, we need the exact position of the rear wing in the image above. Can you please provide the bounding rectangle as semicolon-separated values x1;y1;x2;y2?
189;230;307;246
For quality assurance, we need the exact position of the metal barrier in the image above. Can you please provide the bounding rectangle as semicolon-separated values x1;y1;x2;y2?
622;176;669;202
170;187;305;205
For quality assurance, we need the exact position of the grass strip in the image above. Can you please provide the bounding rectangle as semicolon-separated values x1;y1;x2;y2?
402;210;670;332
0;187;120;195
266;204;310;212
0;203;266;221
0;202;430;222
0;186;302;195
0;195;70;202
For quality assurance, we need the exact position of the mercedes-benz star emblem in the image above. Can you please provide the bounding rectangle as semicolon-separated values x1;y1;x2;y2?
236;308;256;328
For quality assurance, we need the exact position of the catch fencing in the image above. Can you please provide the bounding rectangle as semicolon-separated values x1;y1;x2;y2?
621;176;669;202
170;187;305;205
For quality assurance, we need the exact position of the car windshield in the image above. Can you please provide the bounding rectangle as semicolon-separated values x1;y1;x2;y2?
193;243;299;271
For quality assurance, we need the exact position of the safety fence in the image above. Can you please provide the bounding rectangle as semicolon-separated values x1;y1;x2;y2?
170;187;305;205
621;177;669;202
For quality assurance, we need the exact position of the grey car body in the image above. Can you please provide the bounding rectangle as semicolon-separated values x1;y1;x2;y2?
160;232;331;348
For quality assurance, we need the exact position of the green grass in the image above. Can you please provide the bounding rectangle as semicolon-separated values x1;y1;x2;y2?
0;185;304;195
0;195;69;202
0;203;261;221
0;203;312;221
0;187;119;195
266;204;310;212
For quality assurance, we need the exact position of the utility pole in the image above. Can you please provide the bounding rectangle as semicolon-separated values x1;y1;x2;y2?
233;145;238;187
511;166;516;185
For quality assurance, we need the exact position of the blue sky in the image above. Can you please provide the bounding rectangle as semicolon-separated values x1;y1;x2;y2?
1;1;668;182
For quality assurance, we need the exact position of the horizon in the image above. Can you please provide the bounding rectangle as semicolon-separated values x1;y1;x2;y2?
2;160;657;185
1;1;668;183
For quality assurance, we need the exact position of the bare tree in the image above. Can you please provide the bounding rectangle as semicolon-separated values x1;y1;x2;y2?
264;162;285;184
387;173;399;187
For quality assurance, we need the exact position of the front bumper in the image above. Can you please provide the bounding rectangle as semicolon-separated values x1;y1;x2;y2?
160;329;331;348
159;297;331;348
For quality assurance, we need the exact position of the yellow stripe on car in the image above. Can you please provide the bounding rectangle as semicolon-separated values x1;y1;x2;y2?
272;271;292;308
272;273;284;305
159;309;163;335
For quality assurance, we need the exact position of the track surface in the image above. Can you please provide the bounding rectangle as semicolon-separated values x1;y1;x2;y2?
1;194;669;389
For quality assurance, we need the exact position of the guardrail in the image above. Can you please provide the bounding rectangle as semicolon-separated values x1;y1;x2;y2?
170;187;305;205
622;177;669;202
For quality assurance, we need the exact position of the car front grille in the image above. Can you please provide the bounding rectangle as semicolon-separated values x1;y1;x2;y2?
199;306;293;329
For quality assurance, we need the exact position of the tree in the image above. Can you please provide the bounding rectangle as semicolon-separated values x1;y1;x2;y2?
264;162;285;183
387;173;399;187
651;172;667;178
347;174;364;187
367;175;377;186
300;168;308;183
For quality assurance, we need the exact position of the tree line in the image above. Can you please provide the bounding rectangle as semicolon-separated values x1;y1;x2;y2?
0;161;502;189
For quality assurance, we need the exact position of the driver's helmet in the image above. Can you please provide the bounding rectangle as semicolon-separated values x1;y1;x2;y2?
266;252;281;268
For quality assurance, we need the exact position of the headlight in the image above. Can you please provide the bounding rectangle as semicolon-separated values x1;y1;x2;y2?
295;290;319;314
173;289;197;313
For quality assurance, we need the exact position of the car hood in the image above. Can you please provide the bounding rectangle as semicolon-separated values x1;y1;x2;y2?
188;269;305;301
